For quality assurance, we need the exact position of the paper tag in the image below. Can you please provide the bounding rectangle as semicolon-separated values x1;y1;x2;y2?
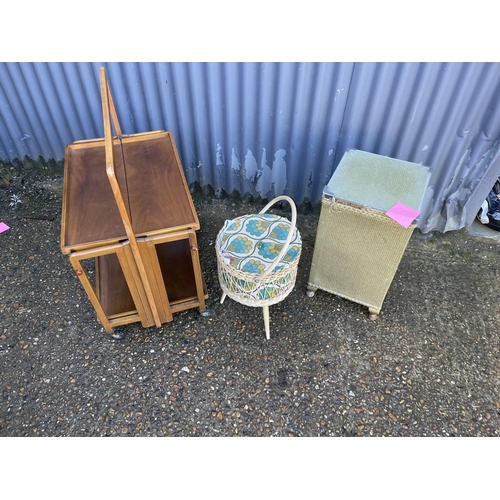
385;202;420;228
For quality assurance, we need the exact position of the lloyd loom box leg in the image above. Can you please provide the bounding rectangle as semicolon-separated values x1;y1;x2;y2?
368;307;380;321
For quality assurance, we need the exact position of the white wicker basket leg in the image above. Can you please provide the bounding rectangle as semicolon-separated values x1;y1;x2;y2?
216;196;302;340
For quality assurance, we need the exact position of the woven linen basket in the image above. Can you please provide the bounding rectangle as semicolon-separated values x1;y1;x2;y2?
306;149;431;320
216;196;302;340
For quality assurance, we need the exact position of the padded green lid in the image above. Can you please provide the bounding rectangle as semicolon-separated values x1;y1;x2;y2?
324;149;431;212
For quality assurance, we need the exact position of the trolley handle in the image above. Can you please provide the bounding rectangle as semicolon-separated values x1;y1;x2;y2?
256;195;298;282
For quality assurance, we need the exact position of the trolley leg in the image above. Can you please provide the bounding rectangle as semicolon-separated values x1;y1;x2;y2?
263;305;270;340
110;329;125;340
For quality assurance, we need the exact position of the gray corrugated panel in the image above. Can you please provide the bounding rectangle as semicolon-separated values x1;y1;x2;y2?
1;61;500;233
333;62;500;232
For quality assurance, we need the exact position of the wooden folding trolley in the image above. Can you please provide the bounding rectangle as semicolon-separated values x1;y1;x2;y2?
60;67;208;337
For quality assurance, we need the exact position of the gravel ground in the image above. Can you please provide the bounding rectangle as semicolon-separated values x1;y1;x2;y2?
1;170;500;438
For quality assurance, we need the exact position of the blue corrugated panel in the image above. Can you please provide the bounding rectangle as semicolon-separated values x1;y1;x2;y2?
1;62;500;233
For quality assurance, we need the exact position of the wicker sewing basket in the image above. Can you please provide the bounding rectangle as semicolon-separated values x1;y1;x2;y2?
216;196;302;309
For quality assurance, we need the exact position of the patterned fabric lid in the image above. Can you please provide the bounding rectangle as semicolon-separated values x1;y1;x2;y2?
218;213;302;275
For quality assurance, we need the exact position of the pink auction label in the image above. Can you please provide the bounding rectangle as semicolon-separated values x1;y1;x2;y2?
386;202;421;228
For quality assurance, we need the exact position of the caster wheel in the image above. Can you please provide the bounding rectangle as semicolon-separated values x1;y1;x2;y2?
110;330;125;339
368;308;380;321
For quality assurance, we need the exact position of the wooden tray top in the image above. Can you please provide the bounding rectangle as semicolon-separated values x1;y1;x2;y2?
61;131;199;253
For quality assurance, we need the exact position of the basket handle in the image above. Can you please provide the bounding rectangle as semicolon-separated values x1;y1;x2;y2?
256;195;297;281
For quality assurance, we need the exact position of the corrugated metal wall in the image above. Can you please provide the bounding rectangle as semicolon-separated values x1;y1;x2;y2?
2;61;500;233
